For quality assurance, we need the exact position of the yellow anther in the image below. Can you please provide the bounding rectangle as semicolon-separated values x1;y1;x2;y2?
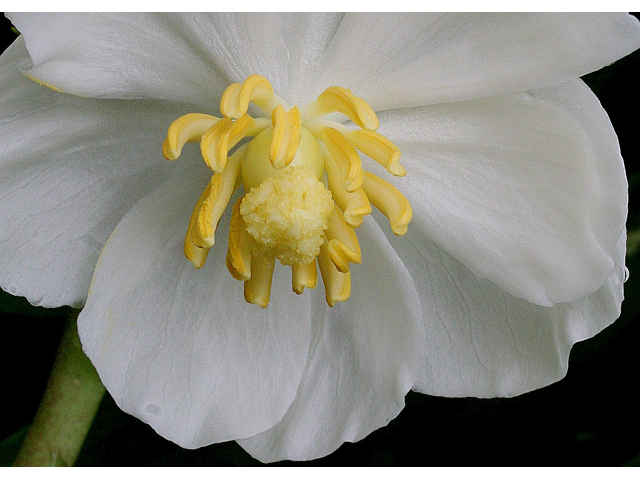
163;113;219;161
309;86;379;131
201;115;257;172
226;198;253;281
325;207;362;273
184;183;214;269
244;255;276;308
361;171;413;236
321;127;363;193
270;105;302;170
346;129;406;177
221;74;277;119
318;242;351;307
324;149;372;228
292;260;318;294
192;148;244;248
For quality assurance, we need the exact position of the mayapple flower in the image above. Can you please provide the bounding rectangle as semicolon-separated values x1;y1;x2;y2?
1;13;639;462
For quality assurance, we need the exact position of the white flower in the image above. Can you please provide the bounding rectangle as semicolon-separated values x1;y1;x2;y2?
1;13;638;462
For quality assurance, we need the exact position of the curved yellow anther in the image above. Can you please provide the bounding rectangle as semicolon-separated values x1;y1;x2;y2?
221;74;277;119
324;149;372;228
321;127;362;193
292;260;317;294
201;115;259;172
244;255;276;308
226;198;252;281
346;129;406;177
309;86;379;131
361;171;413;236
184;183;214;269
270;105;302;170
325;207;362;273
318;241;351;307
192;148;244;249
163;113;219;161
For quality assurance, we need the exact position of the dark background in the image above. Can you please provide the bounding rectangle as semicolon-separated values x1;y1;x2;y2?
0;14;639;466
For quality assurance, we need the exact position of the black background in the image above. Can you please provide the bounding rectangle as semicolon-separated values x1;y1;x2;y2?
0;14;639;466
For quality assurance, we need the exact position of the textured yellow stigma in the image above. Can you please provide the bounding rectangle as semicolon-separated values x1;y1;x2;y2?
240;165;334;266
163;74;413;307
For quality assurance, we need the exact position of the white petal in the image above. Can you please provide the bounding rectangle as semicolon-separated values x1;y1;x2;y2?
377;79;626;306
238;217;424;462
311;13;640;111
0;38;194;307
7;13;343;108
78;165;312;449
379;208;626;398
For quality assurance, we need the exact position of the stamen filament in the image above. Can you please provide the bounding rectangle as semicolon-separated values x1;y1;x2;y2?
221;74;282;119
226;198;253;281
346;129;406;177
323;149;372;228
361;171;413;236
270;105;302;170
325;207;362;273
163;113;219;161
193;147;244;248
318;241;351;307
244;255;276;308
201;115;258;172
305;86;379;131
184;184;214;269
292;260;318;294
321;127;363;192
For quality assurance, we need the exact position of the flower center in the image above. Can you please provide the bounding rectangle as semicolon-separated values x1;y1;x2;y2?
163;75;412;308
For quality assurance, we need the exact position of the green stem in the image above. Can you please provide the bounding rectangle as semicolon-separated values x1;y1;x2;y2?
13;309;105;467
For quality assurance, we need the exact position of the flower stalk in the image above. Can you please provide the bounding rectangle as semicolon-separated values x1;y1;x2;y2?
13;310;104;467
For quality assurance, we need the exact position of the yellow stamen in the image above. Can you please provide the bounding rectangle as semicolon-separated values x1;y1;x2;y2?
184;183;214;269
201;115;258;172
244;255;276;308
325;207;362;273
226;198;253;281
221;74;278;119
193;147;244;248
163;113;219;161
323;149;372;228
345;129;406;177
361;171;413;236
318;241;351;307
164;74;414;307
292;260;318;294
307;86;379;131
270;105;302;170
321;127;362;192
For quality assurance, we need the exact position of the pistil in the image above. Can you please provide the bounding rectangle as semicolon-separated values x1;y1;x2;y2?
163;74;413;307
